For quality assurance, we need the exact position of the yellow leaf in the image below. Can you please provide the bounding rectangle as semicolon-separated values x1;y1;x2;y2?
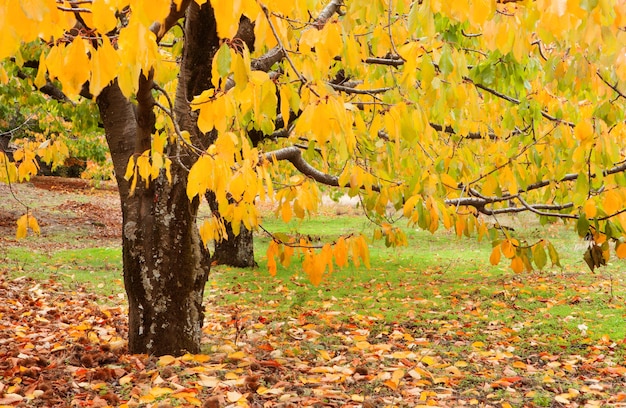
584;198;597;218
28;216;40;235
512;361;527;369
17;158;38;181
510;256;524;273
158;355;177;366
91;0;118;33
280;201;292;223
34;51;47;88
16;214;28;239
357;235;370;269
318;350;331;361
57;39;90;99
124;156;135;181
391;368;405;384
279;86;291;129
227;351;246;360
149;387;173;397
232;50;249;89
210;0;242;38
603;189;621;215
501;239;517;258
421;356;436;366
305;252;325;286
140;0;171;24
187;154;212;200
575;119;594;142
90;36;120;97
440;173;457;188
267;248;277;276
333;236;348;268
136;152;151;187
455;215;466;237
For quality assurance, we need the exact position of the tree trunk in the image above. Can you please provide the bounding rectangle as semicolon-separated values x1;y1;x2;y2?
94;2;240;355
97;82;211;355
206;192;257;268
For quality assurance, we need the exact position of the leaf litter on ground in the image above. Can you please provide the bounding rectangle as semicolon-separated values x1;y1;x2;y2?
2;267;626;407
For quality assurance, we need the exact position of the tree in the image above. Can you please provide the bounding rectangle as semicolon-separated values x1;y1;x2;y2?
3;0;626;356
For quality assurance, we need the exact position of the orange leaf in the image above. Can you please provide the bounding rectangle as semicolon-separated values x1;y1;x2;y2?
616;242;626;259
489;244;501;265
501;239;516;258
510;256;524;273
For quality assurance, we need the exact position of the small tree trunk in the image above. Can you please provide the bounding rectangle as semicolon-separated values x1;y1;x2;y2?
213;225;256;268
206;192;257;268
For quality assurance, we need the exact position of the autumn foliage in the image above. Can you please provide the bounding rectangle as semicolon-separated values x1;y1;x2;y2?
2;0;626;278
0;0;625;277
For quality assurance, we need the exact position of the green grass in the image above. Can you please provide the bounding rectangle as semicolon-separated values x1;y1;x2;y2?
4;210;626;344
3;246;123;299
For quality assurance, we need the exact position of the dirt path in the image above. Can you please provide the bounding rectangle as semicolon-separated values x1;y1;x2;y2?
0;177;122;250
0;177;361;252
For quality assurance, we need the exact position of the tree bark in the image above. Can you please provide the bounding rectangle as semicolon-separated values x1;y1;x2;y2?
95;2;256;355
97;81;211;356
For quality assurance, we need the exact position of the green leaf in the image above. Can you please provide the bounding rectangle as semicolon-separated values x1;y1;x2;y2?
547;242;562;268
215;43;231;79
533;243;547;270
576;214;589;238
604;221;614;240
439;45;454;76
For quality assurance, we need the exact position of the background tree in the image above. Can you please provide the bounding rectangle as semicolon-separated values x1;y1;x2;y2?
3;0;626;356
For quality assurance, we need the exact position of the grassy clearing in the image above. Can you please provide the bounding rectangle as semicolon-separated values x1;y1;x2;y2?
208;211;626;344
4;204;626;406
4;209;626;342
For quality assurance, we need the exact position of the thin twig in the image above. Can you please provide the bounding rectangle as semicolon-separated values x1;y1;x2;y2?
258;3;319;98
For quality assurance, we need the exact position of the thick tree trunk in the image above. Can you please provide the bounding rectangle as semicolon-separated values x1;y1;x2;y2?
97;82;210;356
94;1;244;355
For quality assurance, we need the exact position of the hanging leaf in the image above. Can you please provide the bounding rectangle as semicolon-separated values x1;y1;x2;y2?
489;243;501;265
532;242;547;270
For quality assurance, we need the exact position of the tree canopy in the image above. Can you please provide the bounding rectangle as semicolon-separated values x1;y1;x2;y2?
2;0;626;354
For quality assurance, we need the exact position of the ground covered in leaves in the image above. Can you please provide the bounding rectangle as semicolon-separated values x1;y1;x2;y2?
2;272;626;408
2;179;626;407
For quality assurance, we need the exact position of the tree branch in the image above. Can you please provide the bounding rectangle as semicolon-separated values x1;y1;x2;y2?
596;70;626;100
264;146;380;192
151;0;194;42
328;82;392;95
446;159;626;217
466;79;575;127
251;0;344;72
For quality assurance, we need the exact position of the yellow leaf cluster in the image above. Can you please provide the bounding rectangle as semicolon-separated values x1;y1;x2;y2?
16;214;40;240
0;153;18;183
